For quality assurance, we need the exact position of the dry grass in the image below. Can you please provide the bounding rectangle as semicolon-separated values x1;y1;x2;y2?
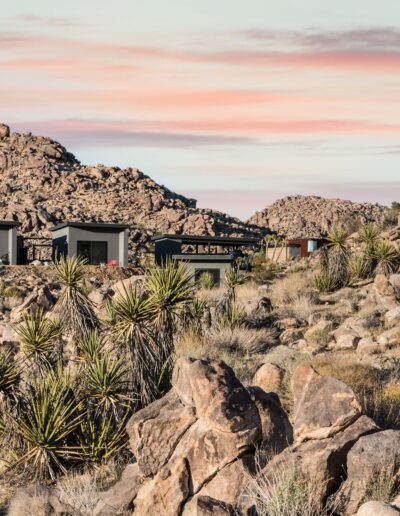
175;326;277;383
362;460;400;505
197;284;227;304
269;272;317;321
247;462;333;516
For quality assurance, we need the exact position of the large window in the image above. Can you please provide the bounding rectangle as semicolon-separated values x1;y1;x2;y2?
77;241;108;265
195;268;221;286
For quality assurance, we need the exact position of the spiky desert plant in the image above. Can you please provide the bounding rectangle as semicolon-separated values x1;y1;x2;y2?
78;413;128;465
16;309;61;370
0;350;19;394
53;255;98;337
219;303;246;330
146;259;194;368
373;241;399;276
311;273;337;293
327;226;350;287
225;265;246;303
348;254;371;282
11;369;83;480
77;330;107;362
108;286;159;406
358;223;379;247
83;352;132;417
198;271;215;290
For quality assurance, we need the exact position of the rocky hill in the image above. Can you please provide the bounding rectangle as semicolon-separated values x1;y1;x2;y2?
0;124;259;261
248;195;386;238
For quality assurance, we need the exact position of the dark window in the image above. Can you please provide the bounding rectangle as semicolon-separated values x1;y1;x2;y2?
195;268;221;285
77;241;108;265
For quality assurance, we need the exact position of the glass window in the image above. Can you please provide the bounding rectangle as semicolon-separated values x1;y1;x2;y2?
77;241;108;264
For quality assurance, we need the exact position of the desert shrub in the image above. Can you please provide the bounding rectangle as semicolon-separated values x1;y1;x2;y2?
381;207;399;229
358;223;379;247
348;254;371;281
10;370;84;480
373;240;399;276
248;464;332;516
16;309;61;370
311;273;337;293
107;286;158;407
53;256;98;337
304;328;331;348
364;382;400;430
219;303;246;329
270;273;312;305
362;460;399;504
326;226;350;287
77;330;107;362
57;472;102;515
197;271;215;290
2;285;24;298
225;266;247;300
0;351;19;394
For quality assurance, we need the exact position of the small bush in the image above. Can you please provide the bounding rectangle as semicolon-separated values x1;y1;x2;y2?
348;254;371;281
311;273;337;293
3;285;24;298
362;460;399;504
198;271;215;290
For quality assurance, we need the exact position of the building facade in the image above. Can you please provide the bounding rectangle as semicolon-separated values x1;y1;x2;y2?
0;221;18;265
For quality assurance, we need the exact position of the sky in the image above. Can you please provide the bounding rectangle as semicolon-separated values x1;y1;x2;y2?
1;0;400;220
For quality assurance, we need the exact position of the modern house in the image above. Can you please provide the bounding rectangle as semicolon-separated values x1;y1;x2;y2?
266;237;327;263
50;222;130;266
0;221;18;265
151;234;260;285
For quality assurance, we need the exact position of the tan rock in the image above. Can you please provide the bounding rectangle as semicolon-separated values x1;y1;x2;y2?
357;501;400;516
291;364;361;442
134;458;190;516
252;362;284;393
126;389;196;477
0;124;9;138
374;274;398;308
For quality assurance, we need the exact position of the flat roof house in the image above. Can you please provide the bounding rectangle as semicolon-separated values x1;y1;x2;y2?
0;221;18;265
151;234;260;285
50;222;130;267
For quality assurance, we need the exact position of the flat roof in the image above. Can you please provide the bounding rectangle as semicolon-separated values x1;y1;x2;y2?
152;233;260;246
0;220;19;228
172;253;235;263
50;221;130;232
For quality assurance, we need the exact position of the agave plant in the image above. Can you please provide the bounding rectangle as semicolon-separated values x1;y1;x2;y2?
146;259;194;368
108;286;159;406
77;330;107;362
373;241;399;276
78;412;128;465
83;352;132;417
11;370;83;480
327;226;350;287
16;309;61;369
0;351;19;394
52;255;98;337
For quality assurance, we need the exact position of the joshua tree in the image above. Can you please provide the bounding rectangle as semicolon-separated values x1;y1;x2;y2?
327;226;350;287
146;259;194;383
373;241;399;277
107;286;159;406
52;256;98;338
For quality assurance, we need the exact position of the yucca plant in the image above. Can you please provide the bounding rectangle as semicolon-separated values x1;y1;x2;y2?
108;286;159;406
83;352;132;417
348;254;371;282
219;303;246;330
225;265;246;302
327;226;350;287
16;309;61;369
53;255;98;337
146;259;194;371
0;350;19;394
78;413;128;465
198;271;215;290
373;241;399;276
10;370;83;480
77;330;107;362
358;223;379;247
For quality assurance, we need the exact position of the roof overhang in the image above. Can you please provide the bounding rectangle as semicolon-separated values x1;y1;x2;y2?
151;233;260;247
50;221;130;232
0;220;19;228
172;253;235;263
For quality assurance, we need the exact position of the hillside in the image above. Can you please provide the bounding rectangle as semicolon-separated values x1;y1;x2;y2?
0;123;259;260
248;195;386;238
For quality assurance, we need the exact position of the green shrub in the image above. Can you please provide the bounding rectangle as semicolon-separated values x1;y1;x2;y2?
373;241;399;276
348;254;371;281
311;273;337;293
198;271;215;290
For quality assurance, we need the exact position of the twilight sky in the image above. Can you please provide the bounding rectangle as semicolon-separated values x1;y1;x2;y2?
1;0;400;219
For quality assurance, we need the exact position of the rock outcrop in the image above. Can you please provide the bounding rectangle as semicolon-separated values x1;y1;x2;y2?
0;125;259;261
248;195;385;238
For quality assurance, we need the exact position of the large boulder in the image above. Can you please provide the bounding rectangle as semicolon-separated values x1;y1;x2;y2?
373;274;398;308
8;485;69;515
127;389;196;477
291;364;361;442
335;430;400;515
357;501;400;516
252;362;284;393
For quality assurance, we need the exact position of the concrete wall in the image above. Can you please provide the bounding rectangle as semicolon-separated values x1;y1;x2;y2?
52;227;128;267
0;227;17;265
